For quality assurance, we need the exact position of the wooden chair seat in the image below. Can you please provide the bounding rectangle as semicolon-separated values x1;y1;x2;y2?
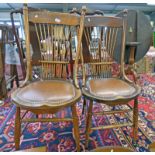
82;78;141;103
12;80;81;108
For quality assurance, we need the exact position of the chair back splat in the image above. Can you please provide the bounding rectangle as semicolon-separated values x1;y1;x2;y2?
80;13;131;85
23;4;85;85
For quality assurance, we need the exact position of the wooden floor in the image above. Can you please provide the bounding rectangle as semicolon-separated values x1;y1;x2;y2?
92;146;133;152
149;142;155;152
17;146;47;152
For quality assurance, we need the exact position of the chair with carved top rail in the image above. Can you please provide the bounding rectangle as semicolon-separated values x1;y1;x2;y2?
11;4;85;151
77;12;141;148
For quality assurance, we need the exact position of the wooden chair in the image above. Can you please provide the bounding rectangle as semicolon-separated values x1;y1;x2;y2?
0;25;8;100
11;5;85;151
79;13;141;148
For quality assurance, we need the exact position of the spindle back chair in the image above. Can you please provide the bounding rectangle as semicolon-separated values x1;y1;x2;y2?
80;14;141;148
11;5;85;151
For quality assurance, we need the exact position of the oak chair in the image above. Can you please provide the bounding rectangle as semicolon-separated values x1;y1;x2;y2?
79;13;141;148
11;5;85;151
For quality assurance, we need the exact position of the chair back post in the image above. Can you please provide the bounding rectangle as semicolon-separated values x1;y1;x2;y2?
74;6;86;88
120;9;133;83
120;9;127;78
22;4;32;87
81;6;87;87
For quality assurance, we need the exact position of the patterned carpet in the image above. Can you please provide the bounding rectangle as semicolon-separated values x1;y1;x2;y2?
0;74;155;152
